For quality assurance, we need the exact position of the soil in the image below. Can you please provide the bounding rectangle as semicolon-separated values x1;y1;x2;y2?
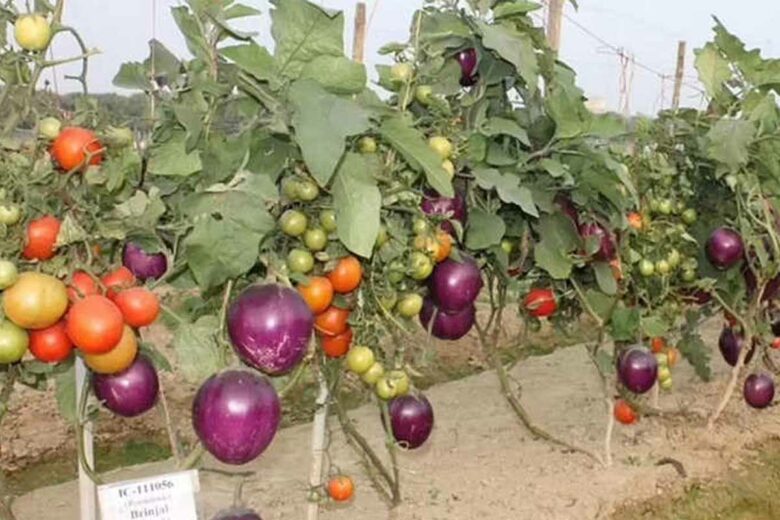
7;318;780;519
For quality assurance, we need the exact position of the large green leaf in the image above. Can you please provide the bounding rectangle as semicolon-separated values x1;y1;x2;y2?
679;310;712;381
221;42;277;83
332;153;382;257
480;117;531;146
173;316;227;384
609;306;640;342
379;117;454;197
472;168;537;216
593;261;617;295
477;21;538;93
694;43;730;98
171;6;210;63
706;119;755;170
184;216;263;291
289;80;371;186
466;209;505;250
546;80;591;139
494;1;542;18
300;56;367;94
271;0;344;78
533;213;578;279
148;131;202;177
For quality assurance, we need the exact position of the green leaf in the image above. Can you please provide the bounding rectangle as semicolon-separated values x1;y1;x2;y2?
271;0;344;78
184;216;263;290
54;364;76;424
610;306;640;342
472;168;537;216
332;153;382;258
546;79;591;139
173;316;226;384
695;43;731;98
56;214;88;247
477;21;538;93
678;310;711;381
148;131;202;177
379;117;453;197
224;4;261;19
466;209;505;250
139;342;172;372
534;213;578;279
145;40;182;81
112;189;167;230
480;117;530;146
113;63;151;91
594;350;615;375
592;261;617;295
641;315;670;338
300;56;367;94
419;11;472;43
221;42;277;83
171;6;211;63
584;289;616;323
494;1;542;18
289;80;371;186
706;119;755;170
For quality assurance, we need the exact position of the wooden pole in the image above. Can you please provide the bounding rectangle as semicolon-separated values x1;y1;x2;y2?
672;40;686;109
352;2;366;63
546;0;564;54
76;358;97;520
305;376;330;520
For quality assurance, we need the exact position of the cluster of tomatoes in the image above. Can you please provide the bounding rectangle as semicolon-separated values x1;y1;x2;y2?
650;337;680;391
0;263;159;375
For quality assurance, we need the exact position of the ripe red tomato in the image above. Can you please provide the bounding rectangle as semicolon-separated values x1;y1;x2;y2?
51;127;103;172
29;321;73;363
613;399;637;425
650;337;667;354
113;288;160;328
524;288;557;318
101;266;136;300
68;271;98;302
773;338;780;350
327;256;362;294
314;306;350;337
22;215;60;261
327;475;354;502
297;276;334;315
66;295;124;354
322;327;353;358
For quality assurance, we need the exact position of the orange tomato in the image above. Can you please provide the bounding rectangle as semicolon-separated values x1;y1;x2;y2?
609;257;623;281
314;306;350;337
613;399;637;425
322;327;353;358
83;325;138;374
435;230;452;263
327;475;354;502
773;338;780;350
101;266;136;300
298;276;334;315
66;295;124;354
113;288;160;328
327;256;362;294
68;271;98;302
29;321;73;363
650;337;667;353
50;127;103;172
666;347;680;367
627;212;643;231
22;215;60;261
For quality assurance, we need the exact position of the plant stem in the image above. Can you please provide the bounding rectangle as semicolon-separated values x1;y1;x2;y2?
306;370;330;520
379;401;401;505
708;320;753;429
76;372;103;485
156;377;182;465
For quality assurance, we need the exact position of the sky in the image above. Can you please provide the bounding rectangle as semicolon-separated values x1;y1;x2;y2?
46;0;780;115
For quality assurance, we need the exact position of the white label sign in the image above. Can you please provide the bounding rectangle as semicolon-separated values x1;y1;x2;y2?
98;469;199;520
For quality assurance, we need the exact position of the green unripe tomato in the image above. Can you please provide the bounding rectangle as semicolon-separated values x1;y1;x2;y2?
428;136;453;160
412;218;429;235
282;179;301;200
675;200;686;214
659;377;673;390
387;260;406;284
0;205;21;225
361;362;385;384
0;320;28;364
657;365;672;382
346;346;375;374
500;239;514;255
388;370;410;396
441;159;455;179
377;289;398;312
649;199;661;213
0;260;18;290
639;259;655;277
681;269;697;283
667;249;681;269
358;136;377;154
375;225;389;248
38;117;61;140
375;376;397;400
14;14;51;52
287;248;314;273
279;210;308;237
655;352;669;367
390;63;413;83
658;199;673;216
105;126;134;148
297;180;320;202
409;251;434;280
319;209;337;233
655;259;671;276
681;208;697;225
396;293;423;318
415;85;433;105
304;228;328;251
